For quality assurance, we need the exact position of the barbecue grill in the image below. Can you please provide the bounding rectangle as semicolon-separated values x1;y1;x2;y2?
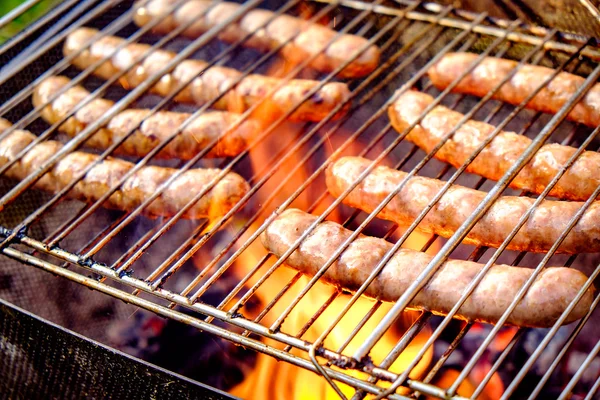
1;0;600;399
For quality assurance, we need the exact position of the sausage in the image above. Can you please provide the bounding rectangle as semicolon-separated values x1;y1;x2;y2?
132;0;380;79
389;90;600;201
262;209;594;327
428;52;600;128
63;27;351;123
0;119;249;219
33;76;263;159
325;156;600;254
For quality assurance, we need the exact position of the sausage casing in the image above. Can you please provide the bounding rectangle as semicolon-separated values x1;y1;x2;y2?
389;90;600;201
428;52;600;128
63;28;351;123
132;0;380;78
33;76;262;159
326;156;600;254
262;209;593;327
0;119;249;219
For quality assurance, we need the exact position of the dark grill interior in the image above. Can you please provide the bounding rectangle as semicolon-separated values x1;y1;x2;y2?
0;0;600;398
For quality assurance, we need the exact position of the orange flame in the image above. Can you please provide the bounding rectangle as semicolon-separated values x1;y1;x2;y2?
221;31;505;398
219;109;440;398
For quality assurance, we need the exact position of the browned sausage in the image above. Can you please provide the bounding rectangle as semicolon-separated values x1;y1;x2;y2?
0;119;249;219
325;156;600;254
33;76;263;159
132;0;380;79
262;208;594;327
428;52;600;128
389;90;600;201
63;27;350;123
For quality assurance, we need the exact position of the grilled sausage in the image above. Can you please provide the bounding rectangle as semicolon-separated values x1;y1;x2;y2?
428;52;600;128
0;119;249;219
33;76;262;159
389;90;600;201
132;0;380;79
325;156;600;254
63;27;351;123
262;209;594;327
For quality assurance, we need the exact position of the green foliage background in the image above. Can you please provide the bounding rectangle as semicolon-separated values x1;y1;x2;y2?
0;0;60;43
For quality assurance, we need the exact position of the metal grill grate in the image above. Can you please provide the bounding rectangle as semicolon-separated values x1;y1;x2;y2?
0;0;599;399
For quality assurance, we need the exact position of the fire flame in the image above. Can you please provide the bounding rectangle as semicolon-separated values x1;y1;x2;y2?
217;22;505;396
222;120;506;399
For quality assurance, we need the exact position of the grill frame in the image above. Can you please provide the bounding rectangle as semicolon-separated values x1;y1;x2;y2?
0;1;599;399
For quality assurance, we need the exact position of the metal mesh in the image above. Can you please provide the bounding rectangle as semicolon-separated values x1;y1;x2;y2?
0;0;599;398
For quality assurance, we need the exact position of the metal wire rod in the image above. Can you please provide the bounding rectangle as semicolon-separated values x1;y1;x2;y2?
559;337;600;399
43;0;307;249
358;38;593;368
231;13;488;335
69;0;365;264
0;0;91;62
0;0;262;249
141;3;406;303
0;0;46;31
584;373;600;400
376;62;600;400
189;10;436;314
527;291;600;399
0;244;411;400
188;8;430;313
0;0;125;89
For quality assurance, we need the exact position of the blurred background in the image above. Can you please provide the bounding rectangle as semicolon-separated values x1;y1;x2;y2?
0;0;60;43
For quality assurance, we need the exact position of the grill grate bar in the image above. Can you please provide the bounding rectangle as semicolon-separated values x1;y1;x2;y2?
527;292;600;398
350;313;434;400
44;0;308;250
585;374;600;400
0;0;46;31
87;0;373;270
0;0;245;231
472;329;524;398
560;337;600;398
222;13;456;318
0;0;93;62
0;244;413;400
176;7;412;306
0;0;130;113
331;301;385;356
233;11;488;335
355;32;584;366
419;322;474;386
201;6;432;318
282;18;526;347
379;55;600;400
247;273;304;341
